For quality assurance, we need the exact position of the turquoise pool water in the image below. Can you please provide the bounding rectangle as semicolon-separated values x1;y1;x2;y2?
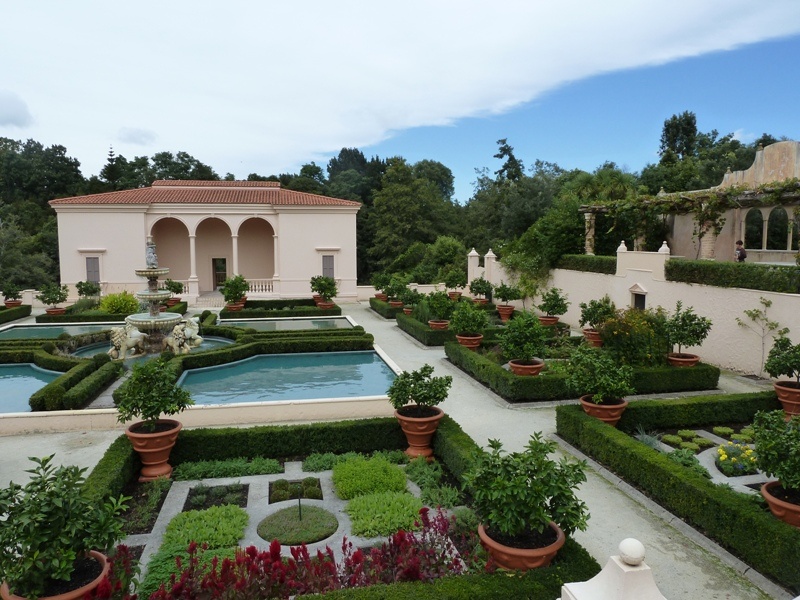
0;364;61;413
0;323;122;340
178;351;395;405
220;317;353;331
71;336;233;359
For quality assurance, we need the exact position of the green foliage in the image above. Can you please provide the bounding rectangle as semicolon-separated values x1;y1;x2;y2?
332;455;407;500
599;307;669;367
257;505;339;545
679;441;700;452
578;295;616;329
666;301;712;355
399;287;424;307
425;290;455;321
693;437;715;448
468;276;493;298
448;300;489;335
764;332;800;384
464;434;589;537
557;254;617;274
713;426;734;437
493;281;521;304
2;282;22;300
164;278;185;296
666;259;800;294
404;457;443;489
99;291;140;314
75;280;101;298
369;296;404;319
0;455;128;598
737;296;788;376
498;310;546;361
113;356;193;431
677;429;696;439
421;484;462;509
667;448;710;478
310;275;338;301
499;251;548;304
387;363;452;410
173;457;283;480
164;504;248;550
370;272;391;293
35;282;68;307
0;303;31;324
396;311;457;346
346;491;423;537
303;451;359;472
383;273;410;300
753;410;800;491
221;274;249;304
661;434;682;446
716;441;758;477
566;345;635;402
537;287;570;317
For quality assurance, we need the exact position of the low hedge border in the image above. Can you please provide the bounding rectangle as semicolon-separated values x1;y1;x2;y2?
0;304;32;324
557;254;617;274
369;297;404;319
445;342;720;403
62;360;123;410
29;357;99;411
396;312;456;345
666;258;800;294
220;304;342;318
34;303;187;324
555;392;800;592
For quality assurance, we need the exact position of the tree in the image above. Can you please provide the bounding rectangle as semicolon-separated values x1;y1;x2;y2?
493;138;524;181
412;159;455;201
151;151;219;180
327;148;368;180
659;111;698;160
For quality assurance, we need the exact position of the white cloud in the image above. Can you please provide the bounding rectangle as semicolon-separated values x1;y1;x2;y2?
0;91;33;127
1;1;799;177
731;129;757;143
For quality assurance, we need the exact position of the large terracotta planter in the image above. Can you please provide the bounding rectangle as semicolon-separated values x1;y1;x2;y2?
582;328;603;347
761;480;800;528
509;359;544;376
580;395;628;427
497;304;515;322
428;319;449;330
447;291;462;301
455;333;483;351
773;381;800;420
478;522;565;571
317;301;335;309
1;550;109;600
225;302;244;312
388;300;404;308
44;307;66;316
125;419;182;482
394;407;444;459
538;316;559;327
3;300;22;308
472;298;488;305
165;297;181;307
374;293;388;302
402;307;413;315
667;352;700;367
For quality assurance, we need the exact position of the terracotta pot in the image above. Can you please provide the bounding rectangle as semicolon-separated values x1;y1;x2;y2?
455;333;483;351
1;550;109;600
582;328;603;347
773;381;800;420
158;305;167;312
761;480;800;528
317;301;335;309
225;302;244;312
472;298;488;305
3;300;22;308
125;419;182;482
44;307;66;315
428;320;449;330
497;304;515;322
509;359;544;376
388;300;404;308
402;307;413;315
667;352;700;367
394;407;444;459
447;291;462;301
538;316;559;327
374;293;388;302
478;522;565;571
579;395;628;427
165;297;181;307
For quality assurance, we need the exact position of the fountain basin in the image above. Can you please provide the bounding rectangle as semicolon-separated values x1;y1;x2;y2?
126;312;182;333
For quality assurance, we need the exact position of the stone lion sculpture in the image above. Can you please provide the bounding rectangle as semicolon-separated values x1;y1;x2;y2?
108;325;147;360
163;317;203;354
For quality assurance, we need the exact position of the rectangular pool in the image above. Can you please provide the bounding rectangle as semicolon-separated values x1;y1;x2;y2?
219;317;354;331
0;323;122;340
0;364;61;413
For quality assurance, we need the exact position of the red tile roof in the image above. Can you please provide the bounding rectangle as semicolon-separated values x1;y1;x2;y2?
49;180;361;207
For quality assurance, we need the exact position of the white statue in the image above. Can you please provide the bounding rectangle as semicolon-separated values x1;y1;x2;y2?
108;325;147;360
162;317;203;354
183;316;203;348
145;242;158;268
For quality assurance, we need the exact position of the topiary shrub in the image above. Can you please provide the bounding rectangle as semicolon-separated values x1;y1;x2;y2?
99;291;140;314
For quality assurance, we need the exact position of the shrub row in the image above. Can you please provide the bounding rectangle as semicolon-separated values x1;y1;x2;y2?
555;393;800;591
445;342;720;403
369;297;404;319
62;360;123;410
29;357;102;410
666;258;800;294
0;304;32;324
396;312;456;345
33;303;187;324
557;254;617;274
220;303;342;318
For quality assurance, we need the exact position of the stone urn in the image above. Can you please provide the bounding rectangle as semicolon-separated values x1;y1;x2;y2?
455;333;483;351
394;407;445;459
508;359;544;376
580;395;628;427
125;419;182;482
428;320;449;330
497;305;515;322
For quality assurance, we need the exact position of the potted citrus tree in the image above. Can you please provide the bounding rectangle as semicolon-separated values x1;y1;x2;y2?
536;287;569;326
463;433;589;571
36;283;69;315
468;276;493;304
764;332;800;419
578;295;616;346
665;301;712;367
385;274;410;308
387;364;452;458
443;268;467;300
371;272;391;302
565;345;634;426
425;290;455;330
0;455;128;599
113;356;193;481
313;276;337;309
399;287;424;315
494;281;520;322
221;274;249;311
498;311;547;376
2;283;22;308
449;300;489;350
753;410;800;526
164;279;185;306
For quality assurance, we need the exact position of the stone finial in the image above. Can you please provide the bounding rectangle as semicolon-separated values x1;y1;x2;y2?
485;249;497;259
618;538;645;566
617;241;628;252
657;187;666;197
468;248;480;257
658;241;670;254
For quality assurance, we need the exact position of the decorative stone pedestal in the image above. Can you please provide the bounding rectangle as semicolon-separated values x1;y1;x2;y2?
560;539;666;600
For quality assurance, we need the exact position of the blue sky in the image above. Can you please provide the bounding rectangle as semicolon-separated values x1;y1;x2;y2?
2;2;799;204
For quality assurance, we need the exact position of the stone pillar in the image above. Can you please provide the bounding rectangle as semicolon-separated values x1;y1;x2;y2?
272;235;280;278
467;248;480;284
699;224;717;260
484;249;497;284
188;235;199;297
231;234;239;275
584;213;596;256
761;215;769;251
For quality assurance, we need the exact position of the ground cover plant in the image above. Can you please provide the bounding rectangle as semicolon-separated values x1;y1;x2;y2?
270;478;323;502
120;478;172;535
184;482;248;511
257;505;339;545
173;456;283;480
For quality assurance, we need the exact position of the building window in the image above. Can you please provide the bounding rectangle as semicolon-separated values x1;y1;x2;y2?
632;293;646;310
86;257;100;283
322;255;334;278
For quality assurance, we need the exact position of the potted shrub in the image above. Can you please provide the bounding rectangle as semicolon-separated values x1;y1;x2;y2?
312;276;338;309
0;455;128;599
468;276;493;304
443;268;467;300
494;281;521;322
309;275;325;304
113;356;194;481
463;433;589;571
164;279;185;306
221;274;249;311
75;280;101;300
2;283;22;308
498;311;547;376
664;301;712;367
399;287;424;315
385;274;410;308
426;290;455;330
387;364;452;458
536;287;570;326
565;345;635;426
449;300;489;350
36;283;69;315
764;332;800;419
371;272;391;302
753;410;800;526
578;295;616;346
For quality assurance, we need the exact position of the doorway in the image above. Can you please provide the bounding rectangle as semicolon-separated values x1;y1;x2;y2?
212;258;227;288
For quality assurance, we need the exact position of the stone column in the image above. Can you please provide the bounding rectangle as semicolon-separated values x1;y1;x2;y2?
188;235;199;297
484;249;497;284
584;212;596;255
231;234;239;275
467;248;480;284
272;235;280;278
699;223;717;260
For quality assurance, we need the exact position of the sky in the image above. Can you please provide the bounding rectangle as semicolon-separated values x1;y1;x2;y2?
3;1;800;203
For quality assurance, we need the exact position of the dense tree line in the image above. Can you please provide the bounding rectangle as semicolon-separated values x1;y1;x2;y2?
0;112;783;290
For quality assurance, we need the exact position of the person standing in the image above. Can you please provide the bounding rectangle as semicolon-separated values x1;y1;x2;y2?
734;240;747;262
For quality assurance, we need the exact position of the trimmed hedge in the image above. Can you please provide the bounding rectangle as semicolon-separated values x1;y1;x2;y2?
396;312;456;346
62;360;123;409
220;301;342;318
35;303;187;324
556;392;800;592
445;342;720;403
83;435;140;504
666;258;800;294
29;358;98;411
370;297;405;319
0;304;32;324
557;254;617;274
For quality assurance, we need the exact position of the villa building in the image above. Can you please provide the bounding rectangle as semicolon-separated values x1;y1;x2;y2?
49;180;361;303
